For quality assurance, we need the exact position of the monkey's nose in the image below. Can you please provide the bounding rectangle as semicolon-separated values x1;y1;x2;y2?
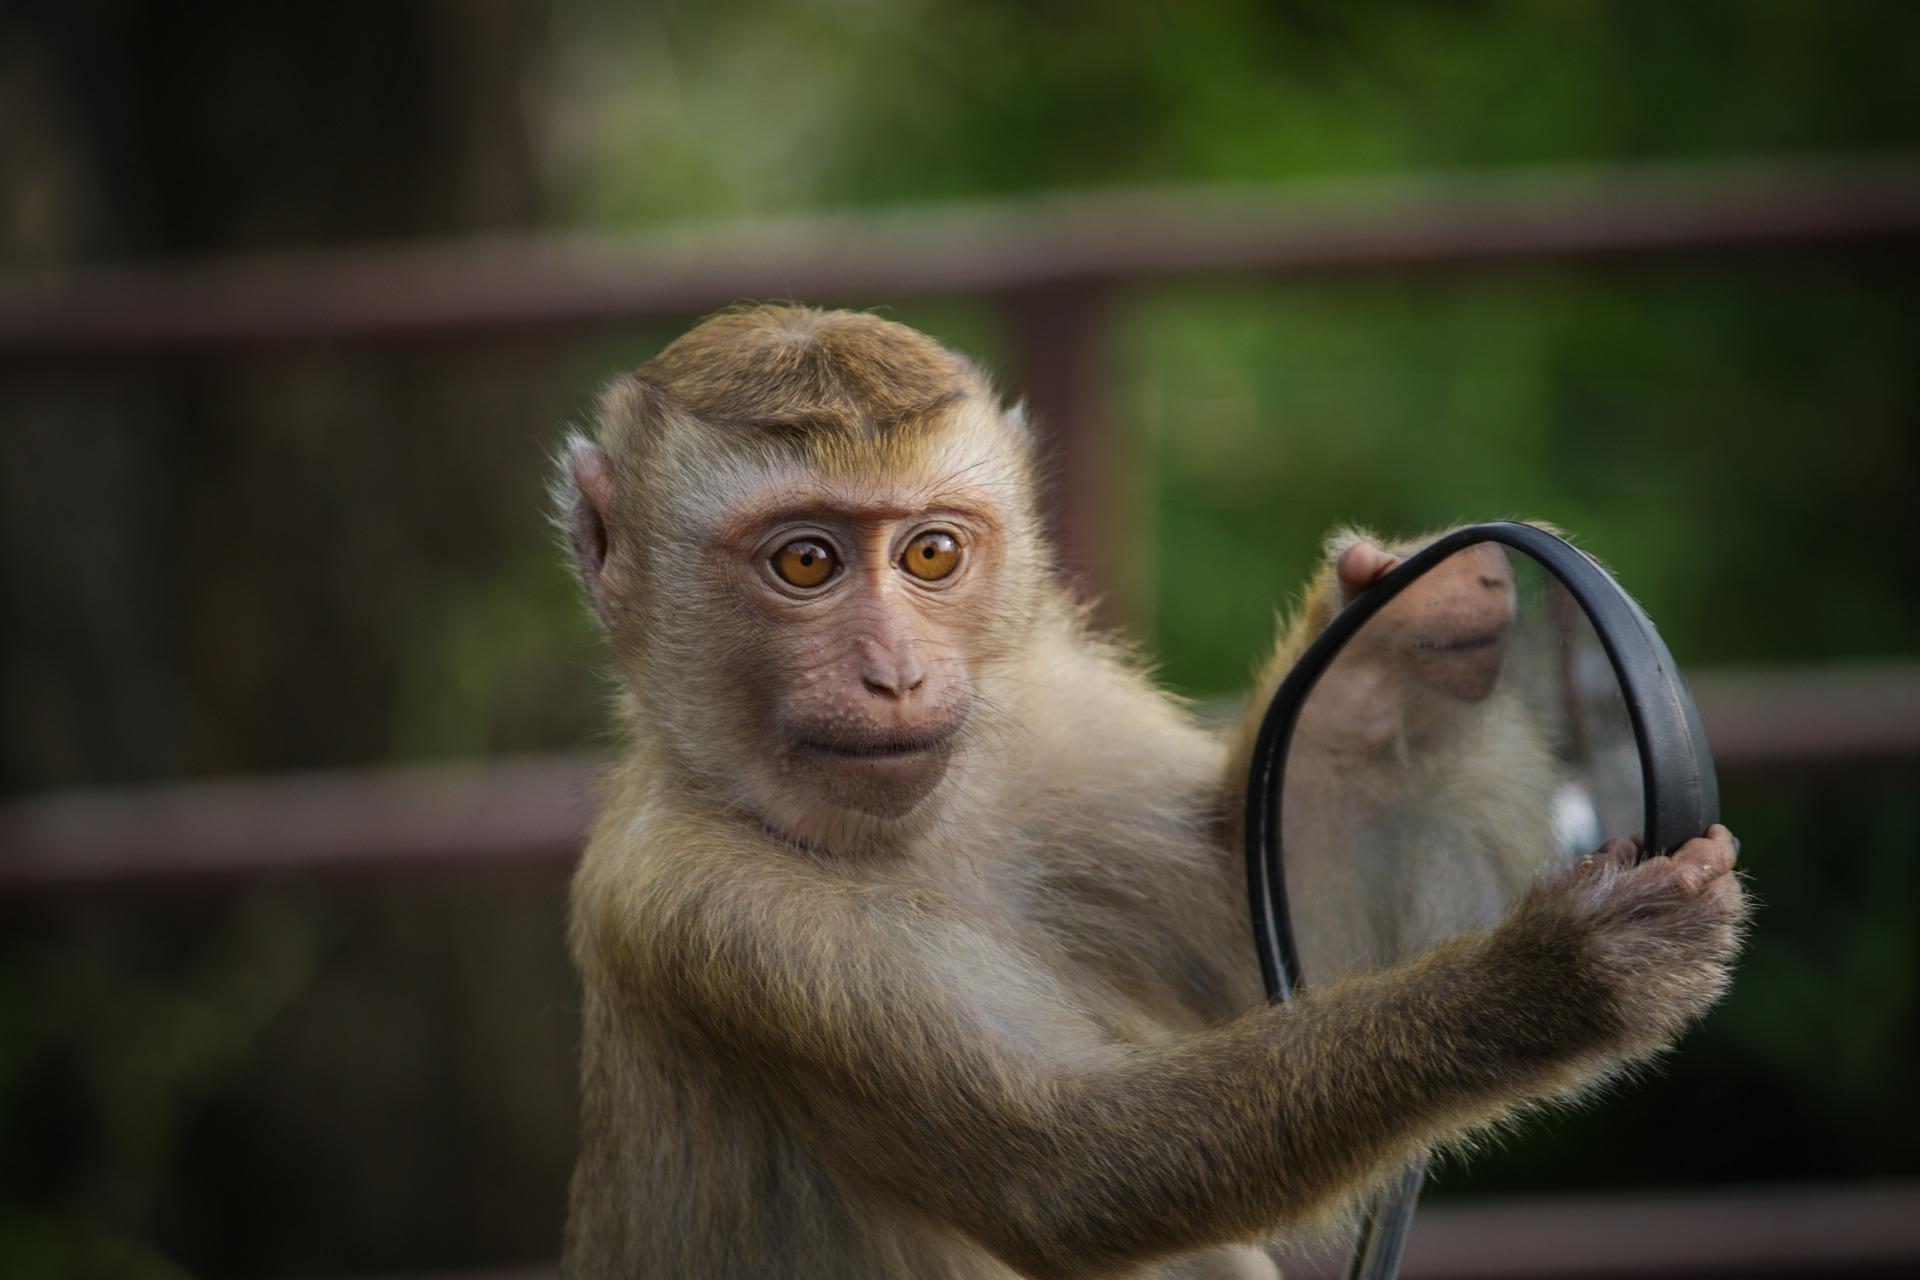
861;651;928;699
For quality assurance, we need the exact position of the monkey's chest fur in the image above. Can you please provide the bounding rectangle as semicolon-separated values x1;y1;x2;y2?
565;822;1272;1280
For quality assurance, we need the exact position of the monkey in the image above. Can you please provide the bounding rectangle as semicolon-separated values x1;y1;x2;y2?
554;305;1745;1280
1256;537;1568;983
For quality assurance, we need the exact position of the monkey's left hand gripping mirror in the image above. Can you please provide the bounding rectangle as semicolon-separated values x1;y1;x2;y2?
1241;521;1719;1280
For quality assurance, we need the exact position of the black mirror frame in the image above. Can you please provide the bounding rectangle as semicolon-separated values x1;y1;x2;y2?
1240;520;1720;1280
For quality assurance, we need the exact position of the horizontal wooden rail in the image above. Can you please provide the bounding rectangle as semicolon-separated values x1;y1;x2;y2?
2;663;1914;897
1;154;1916;363
0;753;597;896
1685;663;1920;772
343;1183;1920;1280
1330;1181;1920;1279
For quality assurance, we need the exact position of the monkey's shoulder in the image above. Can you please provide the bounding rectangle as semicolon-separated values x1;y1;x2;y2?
1007;669;1228;812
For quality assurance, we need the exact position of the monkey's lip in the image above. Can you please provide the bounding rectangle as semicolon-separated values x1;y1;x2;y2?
791;728;959;761
1417;627;1509;654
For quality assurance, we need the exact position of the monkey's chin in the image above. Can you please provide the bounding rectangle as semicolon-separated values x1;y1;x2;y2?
749;740;958;850
1412;631;1510;702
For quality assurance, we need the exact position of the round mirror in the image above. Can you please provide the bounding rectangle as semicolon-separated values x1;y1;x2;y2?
1242;521;1719;1280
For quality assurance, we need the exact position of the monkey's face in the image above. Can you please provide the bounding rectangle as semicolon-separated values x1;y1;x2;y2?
703;474;1012;833
1373;542;1518;703
561;313;1047;846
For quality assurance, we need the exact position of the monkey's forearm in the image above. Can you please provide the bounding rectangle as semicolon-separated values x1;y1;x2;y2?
961;916;1618;1275
642;877;1630;1279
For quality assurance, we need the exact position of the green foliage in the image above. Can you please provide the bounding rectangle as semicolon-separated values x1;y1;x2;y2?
1115;272;1919;691
553;0;1920;221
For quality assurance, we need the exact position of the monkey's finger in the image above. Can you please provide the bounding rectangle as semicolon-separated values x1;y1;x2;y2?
1565;838;1636;891
1577;837;1637;874
1668;827;1738;893
1708;823;1740;867
1336;540;1401;602
1599;837;1639;870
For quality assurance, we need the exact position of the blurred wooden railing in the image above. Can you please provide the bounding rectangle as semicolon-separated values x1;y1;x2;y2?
1382;1182;1920;1279
356;1182;1920;1280
4;153;1918;588
6;154;1919;360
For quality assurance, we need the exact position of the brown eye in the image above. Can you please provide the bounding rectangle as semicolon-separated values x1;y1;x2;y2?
772;539;837;588
902;531;962;582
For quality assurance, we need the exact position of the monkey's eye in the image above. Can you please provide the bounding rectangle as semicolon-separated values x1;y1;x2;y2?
902;531;962;582
772;538;838;588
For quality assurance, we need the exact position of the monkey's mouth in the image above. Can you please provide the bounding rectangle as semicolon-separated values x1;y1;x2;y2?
771;722;965;820
793;729;958;761
786;724;965;818
1417;627;1509;654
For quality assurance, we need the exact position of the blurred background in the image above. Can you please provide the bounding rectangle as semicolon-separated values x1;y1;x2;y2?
2;1;1917;1276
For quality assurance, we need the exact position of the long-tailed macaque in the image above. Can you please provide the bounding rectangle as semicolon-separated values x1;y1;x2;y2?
1261;538;1563;982
555;306;1745;1280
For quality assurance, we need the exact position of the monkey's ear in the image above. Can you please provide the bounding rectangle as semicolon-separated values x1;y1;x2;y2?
561;435;617;626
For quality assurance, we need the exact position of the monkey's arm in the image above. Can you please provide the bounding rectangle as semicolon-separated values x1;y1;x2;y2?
583;829;1741;1280
1224;560;1344;801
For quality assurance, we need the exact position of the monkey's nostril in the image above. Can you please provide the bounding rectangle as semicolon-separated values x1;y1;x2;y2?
1480;576;1507;589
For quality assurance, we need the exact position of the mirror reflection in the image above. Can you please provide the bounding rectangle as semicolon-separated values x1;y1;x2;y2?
1280;541;1643;984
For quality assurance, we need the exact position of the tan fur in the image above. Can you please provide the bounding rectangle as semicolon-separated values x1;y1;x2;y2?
556;307;1746;1280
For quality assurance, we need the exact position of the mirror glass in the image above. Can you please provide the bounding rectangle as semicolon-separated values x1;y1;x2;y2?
1278;541;1643;984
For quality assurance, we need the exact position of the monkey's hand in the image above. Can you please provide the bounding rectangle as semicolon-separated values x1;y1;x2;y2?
1501;824;1748;1057
1332;536;1402;604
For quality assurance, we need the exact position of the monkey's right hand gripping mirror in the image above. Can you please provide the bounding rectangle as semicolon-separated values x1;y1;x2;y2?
1241;521;1719;1280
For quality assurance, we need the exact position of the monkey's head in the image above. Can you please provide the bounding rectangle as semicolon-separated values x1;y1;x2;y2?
558;306;1054;847
1303;540;1520;755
